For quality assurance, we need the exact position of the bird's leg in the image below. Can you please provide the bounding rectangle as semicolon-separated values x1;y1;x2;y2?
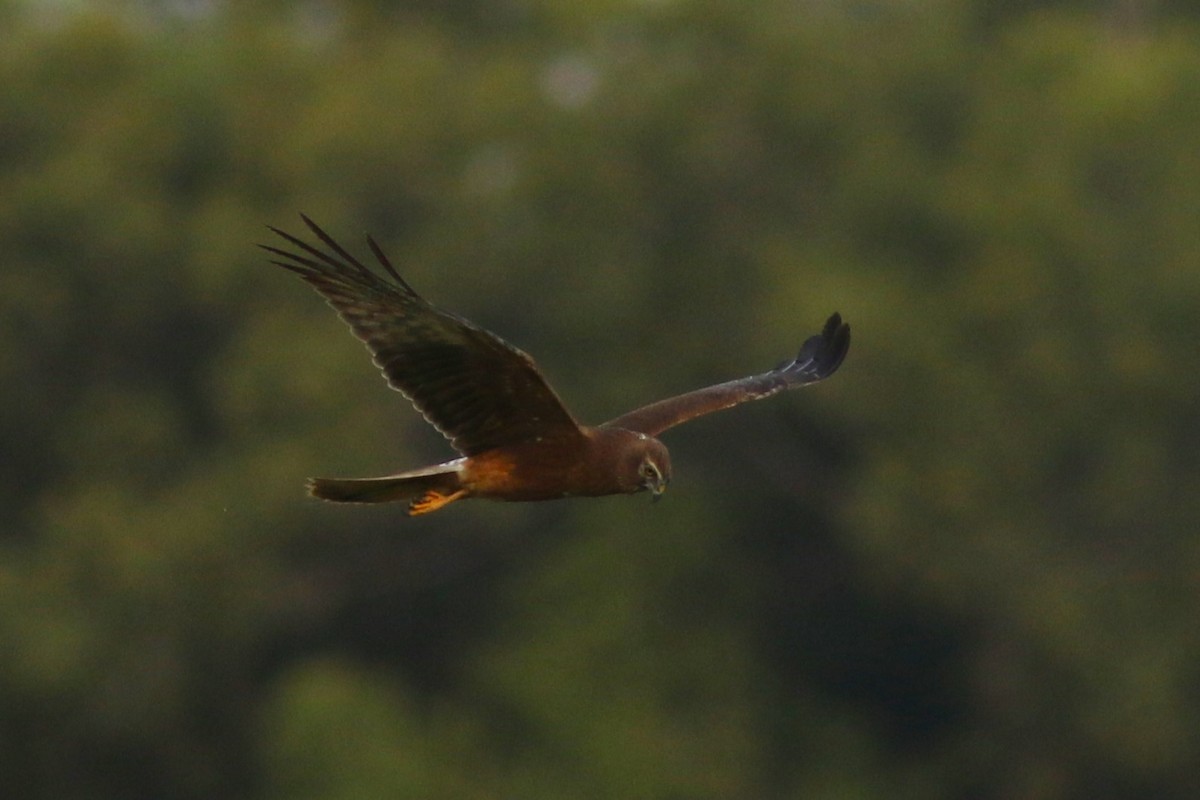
407;488;468;516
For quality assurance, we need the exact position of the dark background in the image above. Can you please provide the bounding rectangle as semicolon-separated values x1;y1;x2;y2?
3;0;1198;797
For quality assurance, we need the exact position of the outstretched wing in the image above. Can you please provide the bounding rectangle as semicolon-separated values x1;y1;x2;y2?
262;215;584;456
602;313;850;437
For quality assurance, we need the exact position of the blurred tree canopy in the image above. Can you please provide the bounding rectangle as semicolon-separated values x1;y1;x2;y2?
3;0;1199;797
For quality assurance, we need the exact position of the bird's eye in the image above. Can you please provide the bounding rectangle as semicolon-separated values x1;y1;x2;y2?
640;461;658;479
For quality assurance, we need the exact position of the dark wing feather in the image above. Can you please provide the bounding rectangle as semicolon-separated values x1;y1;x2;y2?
602;313;850;437
263;215;584;456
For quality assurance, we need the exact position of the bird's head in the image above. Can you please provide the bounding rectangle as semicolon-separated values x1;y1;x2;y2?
624;434;671;499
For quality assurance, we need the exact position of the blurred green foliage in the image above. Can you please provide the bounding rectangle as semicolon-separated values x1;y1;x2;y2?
3;0;1199;797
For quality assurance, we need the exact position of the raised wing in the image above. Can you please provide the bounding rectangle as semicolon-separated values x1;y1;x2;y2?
263;215;584;456
602;313;850;437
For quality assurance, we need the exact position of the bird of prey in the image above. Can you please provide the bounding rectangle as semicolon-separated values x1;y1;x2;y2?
262;216;850;516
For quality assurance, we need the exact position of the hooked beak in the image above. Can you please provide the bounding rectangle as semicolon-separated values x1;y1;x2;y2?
645;475;668;502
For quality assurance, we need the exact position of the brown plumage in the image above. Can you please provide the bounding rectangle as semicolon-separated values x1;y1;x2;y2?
262;215;850;516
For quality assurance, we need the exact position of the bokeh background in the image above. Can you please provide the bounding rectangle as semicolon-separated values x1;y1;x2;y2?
4;0;1199;797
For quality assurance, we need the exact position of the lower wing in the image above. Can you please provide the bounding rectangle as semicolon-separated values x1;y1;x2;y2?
601;313;849;437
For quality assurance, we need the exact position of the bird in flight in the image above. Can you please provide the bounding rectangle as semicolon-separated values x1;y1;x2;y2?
262;216;850;516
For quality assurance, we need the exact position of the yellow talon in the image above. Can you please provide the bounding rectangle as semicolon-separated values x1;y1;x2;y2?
407;489;467;516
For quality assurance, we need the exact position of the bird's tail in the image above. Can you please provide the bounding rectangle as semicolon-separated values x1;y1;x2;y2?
308;463;466;515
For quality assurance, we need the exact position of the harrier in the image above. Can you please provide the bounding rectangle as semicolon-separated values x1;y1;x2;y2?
263;216;850;516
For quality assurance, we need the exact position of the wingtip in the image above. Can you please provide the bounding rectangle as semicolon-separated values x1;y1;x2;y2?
788;312;850;381
822;312;851;377
298;212;331;243
263;214;318;241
